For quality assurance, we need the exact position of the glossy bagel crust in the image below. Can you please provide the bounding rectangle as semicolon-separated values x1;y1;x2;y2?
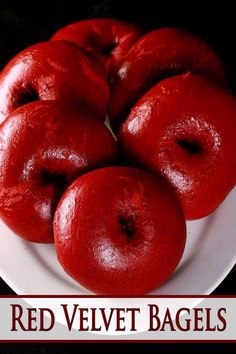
51;18;142;77
0;40;109;123
109;28;227;131
0;101;117;243
118;73;236;220
54;167;186;295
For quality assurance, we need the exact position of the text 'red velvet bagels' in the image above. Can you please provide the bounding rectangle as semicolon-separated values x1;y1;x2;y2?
54;167;186;295
0;101;117;243
109;28;227;131
118;73;236;220
0;40;109;123
51;18;142;77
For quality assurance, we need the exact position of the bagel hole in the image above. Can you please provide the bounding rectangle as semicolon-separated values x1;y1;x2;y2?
17;86;39;106
119;215;136;238
177;139;203;155
40;169;68;190
102;42;117;56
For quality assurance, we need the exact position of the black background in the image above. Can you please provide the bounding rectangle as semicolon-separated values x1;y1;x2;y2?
0;0;235;352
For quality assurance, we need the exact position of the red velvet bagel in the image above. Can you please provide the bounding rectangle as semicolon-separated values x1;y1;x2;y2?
118;73;236;219
0;101;117;243
54;167;186;295
51;18;142;77
109;28;227;131
0;40;109;123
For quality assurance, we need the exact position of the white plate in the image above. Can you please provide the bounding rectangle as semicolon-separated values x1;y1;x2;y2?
0;187;235;295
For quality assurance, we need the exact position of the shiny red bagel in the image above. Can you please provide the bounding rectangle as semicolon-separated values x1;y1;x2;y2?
54;167;186;295
118;73;236;219
0;40;109;123
109;28;227;132
51;18;142;77
0;101;117;243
